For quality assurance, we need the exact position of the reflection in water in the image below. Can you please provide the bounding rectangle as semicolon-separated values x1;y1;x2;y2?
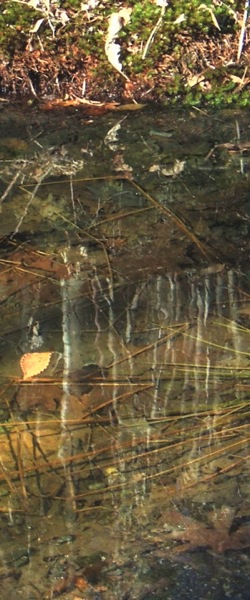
0;107;249;599
1;264;249;598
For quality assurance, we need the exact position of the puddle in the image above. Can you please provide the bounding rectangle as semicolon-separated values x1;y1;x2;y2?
0;105;249;599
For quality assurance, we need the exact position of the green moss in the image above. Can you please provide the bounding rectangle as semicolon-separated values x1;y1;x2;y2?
0;1;39;54
123;0;239;71
0;1;248;106
62;0;82;7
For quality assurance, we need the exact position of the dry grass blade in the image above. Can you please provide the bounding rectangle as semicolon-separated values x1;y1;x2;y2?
16;433;27;500
143;0;167;59
81;384;153;419
0;395;248;504
0;458;18;494
0;170;21;208
237;0;249;61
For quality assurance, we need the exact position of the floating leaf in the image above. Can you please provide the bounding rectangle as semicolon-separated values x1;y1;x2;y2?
20;352;52;380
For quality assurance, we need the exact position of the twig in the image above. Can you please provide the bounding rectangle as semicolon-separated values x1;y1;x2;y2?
129;179;218;260
12;166;52;237
16;433;27;499
0;170;21;210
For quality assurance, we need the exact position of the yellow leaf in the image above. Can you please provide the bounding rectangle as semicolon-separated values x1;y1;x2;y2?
20;352;52;380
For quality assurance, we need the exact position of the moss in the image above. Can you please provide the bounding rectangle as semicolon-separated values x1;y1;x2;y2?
0;1;248;106
62;0;82;7
0;1;39;54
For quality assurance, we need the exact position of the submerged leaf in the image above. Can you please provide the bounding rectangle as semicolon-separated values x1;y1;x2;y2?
20;351;52;380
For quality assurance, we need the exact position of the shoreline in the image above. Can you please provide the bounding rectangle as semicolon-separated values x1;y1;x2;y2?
0;1;249;108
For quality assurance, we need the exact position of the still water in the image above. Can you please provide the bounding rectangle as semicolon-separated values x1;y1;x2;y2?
0;103;249;599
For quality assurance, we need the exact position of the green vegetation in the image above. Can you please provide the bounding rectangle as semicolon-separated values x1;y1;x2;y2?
0;1;248;106
0;2;38;53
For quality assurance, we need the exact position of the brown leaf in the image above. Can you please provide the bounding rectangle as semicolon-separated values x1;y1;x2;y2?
40;98;120;114
75;576;88;591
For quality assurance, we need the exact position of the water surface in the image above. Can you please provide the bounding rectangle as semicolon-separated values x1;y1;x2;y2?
0;104;249;599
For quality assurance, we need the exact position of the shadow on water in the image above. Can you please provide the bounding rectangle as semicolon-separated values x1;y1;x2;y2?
0;104;249;599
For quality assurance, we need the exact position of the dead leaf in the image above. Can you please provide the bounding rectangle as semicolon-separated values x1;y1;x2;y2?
161;159;185;177
75;576;88;591
20;352;52;380
81;0;100;12
186;73;205;88
217;141;250;152
40;97;120;114
200;263;225;275
105;8;132;80
55;9;70;26
16;382;60;412
112;153;133;174
30;18;45;34
161;507;250;554
103;236;127;253
49;575;75;596
174;13;186;25
104;119;124;150
114;103;145;111
149;164;160;173
229;74;245;84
